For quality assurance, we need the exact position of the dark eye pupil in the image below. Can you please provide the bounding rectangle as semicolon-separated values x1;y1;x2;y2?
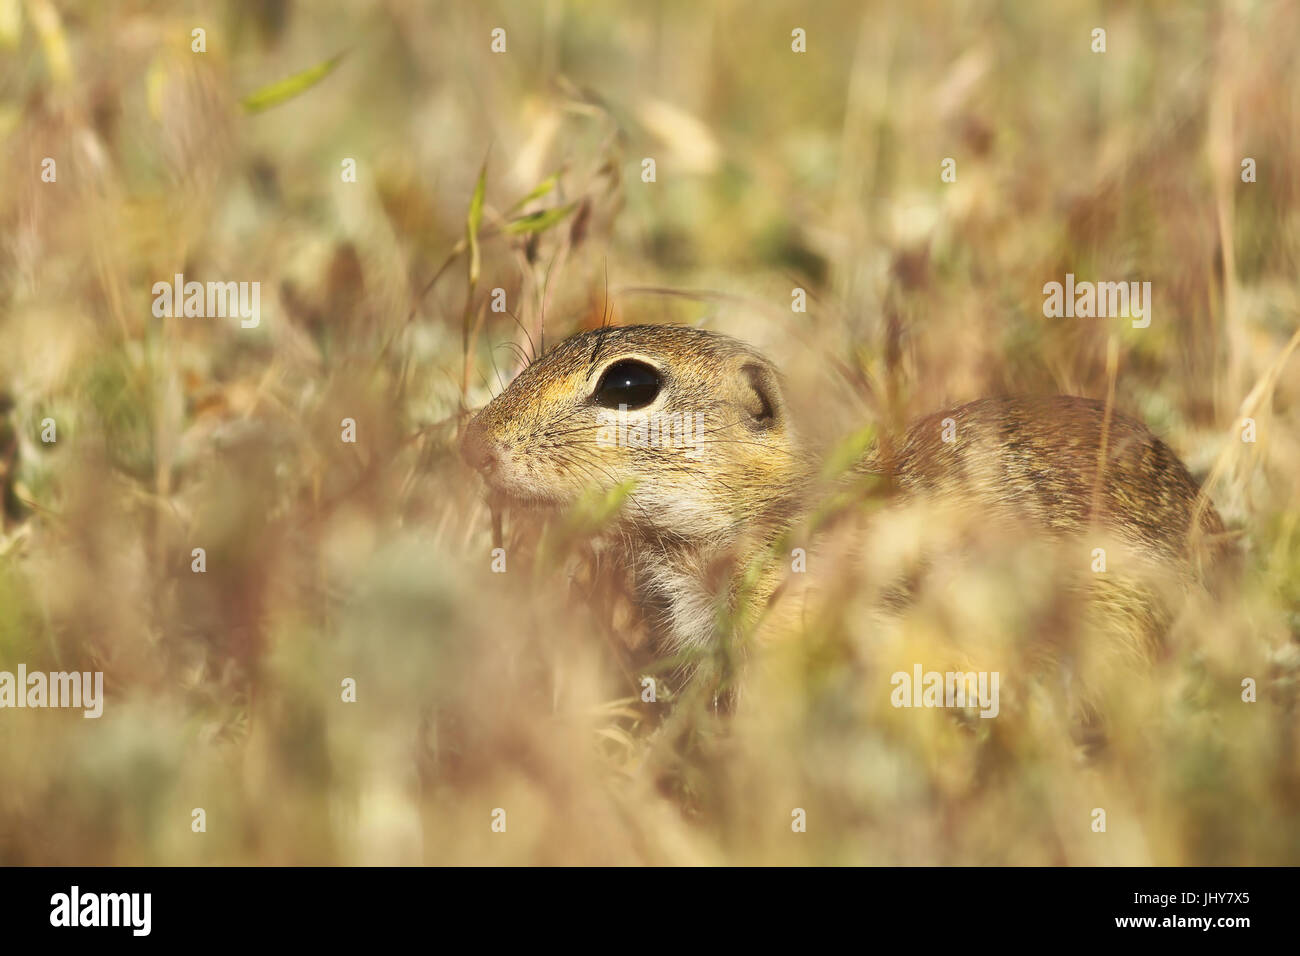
594;359;661;410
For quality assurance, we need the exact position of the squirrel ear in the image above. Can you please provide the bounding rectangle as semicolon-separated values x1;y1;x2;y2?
738;362;783;429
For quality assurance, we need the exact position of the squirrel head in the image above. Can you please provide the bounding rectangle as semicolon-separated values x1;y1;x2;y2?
461;325;804;542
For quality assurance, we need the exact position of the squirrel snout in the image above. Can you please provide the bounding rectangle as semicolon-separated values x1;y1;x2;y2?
459;420;499;475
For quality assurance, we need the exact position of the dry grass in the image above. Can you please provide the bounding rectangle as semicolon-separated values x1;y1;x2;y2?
0;0;1298;865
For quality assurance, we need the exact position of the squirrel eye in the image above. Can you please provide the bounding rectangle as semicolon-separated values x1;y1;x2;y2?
593;359;662;410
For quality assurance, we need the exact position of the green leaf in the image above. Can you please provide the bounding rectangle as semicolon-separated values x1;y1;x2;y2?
507;171;561;213
466;159;487;287
820;422;876;480
503;202;576;236
566;478;636;534
240;52;345;115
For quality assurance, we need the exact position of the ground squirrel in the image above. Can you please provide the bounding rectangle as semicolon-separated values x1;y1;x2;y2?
460;324;1232;689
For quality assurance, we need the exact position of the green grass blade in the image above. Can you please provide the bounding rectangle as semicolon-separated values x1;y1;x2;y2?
240;52;346;115
504;202;576;236
507;171;561;213
466;159;487;286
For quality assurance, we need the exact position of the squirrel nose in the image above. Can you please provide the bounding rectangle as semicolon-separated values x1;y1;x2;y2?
460;421;499;475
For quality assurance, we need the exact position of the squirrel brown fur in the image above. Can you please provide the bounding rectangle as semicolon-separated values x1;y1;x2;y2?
461;324;1234;692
